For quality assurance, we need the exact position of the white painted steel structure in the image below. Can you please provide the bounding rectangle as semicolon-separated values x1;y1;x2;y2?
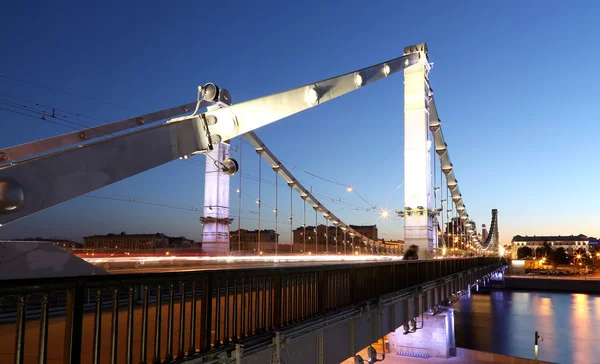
0;43;497;253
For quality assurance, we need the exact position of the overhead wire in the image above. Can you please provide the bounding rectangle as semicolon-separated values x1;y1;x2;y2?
0;106;81;131
0;91;105;124
0;74;144;112
0;99;101;131
84;194;283;224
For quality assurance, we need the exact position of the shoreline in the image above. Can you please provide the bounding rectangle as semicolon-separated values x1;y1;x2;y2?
485;276;600;294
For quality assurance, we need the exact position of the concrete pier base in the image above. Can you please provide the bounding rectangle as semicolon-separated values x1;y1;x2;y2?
387;311;456;359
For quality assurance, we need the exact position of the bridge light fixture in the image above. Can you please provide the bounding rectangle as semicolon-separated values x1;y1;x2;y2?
379;209;390;219
355;73;363;87
347;186;353;192
200;82;219;102
383;63;391;77
306;87;319;106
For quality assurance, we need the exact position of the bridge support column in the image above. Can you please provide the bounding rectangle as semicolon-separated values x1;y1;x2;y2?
403;43;434;255
200;142;234;255
387;310;456;359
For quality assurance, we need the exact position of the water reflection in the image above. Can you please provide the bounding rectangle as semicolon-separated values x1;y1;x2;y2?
455;290;600;364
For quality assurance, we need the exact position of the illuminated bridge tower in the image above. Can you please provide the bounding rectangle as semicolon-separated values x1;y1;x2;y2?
491;209;499;251
200;142;234;255
403;43;434;254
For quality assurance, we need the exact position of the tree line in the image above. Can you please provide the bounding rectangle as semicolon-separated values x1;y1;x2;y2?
516;242;595;268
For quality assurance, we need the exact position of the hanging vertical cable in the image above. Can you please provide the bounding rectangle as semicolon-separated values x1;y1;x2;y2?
333;225;337;255
434;147;438;253
441;164;445;250
325;217;329;253
450;191;455;252
290;184;293;254
275;170;278;255
303;197;306;253
257;153;262;253
238;139;242;252
314;208;318;253
447;184;451;251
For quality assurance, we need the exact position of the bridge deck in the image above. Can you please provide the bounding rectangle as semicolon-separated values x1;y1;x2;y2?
0;258;499;364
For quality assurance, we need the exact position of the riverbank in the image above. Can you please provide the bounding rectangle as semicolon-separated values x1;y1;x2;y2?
504;275;600;293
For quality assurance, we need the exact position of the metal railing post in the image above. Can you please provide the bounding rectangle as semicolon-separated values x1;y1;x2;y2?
38;293;50;364
273;274;282;328
63;286;84;364
14;295;26;364
199;278;213;352
318;270;328;314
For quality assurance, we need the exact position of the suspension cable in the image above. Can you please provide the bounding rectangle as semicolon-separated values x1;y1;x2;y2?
290;185;293;254
275;170;278;255
325;217;329;253
258;154;262;253
434;145;438;252
335;225;338;254
314;207;318;253
238;139;242;252
303;197;306;253
440;160;445;249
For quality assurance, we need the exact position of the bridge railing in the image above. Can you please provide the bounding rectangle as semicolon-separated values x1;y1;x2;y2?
0;257;499;364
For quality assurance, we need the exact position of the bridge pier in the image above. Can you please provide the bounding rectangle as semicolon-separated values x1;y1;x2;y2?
387;310;456;359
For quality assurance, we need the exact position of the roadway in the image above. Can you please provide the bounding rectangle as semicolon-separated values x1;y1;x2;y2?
87;255;405;275
108;260;377;275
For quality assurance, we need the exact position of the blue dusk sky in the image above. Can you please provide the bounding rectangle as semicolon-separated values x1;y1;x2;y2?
1;0;599;244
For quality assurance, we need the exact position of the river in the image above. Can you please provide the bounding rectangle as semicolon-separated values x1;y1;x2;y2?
454;290;600;364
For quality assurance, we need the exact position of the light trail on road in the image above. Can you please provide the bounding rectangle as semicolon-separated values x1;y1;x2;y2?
81;254;408;274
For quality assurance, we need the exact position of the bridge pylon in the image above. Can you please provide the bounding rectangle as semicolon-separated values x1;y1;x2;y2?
403;43;434;255
200;142;234;255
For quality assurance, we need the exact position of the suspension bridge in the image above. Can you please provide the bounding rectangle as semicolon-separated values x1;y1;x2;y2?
0;43;504;364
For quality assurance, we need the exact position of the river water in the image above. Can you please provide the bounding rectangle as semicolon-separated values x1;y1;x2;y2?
454;290;600;364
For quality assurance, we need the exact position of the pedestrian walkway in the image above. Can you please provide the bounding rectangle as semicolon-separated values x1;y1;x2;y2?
341;347;555;364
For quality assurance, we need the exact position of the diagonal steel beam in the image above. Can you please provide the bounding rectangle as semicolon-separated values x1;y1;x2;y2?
0;51;422;226
0;101;212;163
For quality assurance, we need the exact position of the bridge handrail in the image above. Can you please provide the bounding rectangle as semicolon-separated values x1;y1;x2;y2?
1;257;500;364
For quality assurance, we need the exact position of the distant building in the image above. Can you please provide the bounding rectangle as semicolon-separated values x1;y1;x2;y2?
382;239;404;253
229;229;279;253
0;238;83;250
511;234;589;258
83;232;196;252
51;240;83;249
588;237;599;251
227;225;380;254
443;218;468;249
169;236;196;247
292;224;378;253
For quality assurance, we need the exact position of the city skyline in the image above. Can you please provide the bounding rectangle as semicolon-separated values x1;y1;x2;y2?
1;1;600;245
